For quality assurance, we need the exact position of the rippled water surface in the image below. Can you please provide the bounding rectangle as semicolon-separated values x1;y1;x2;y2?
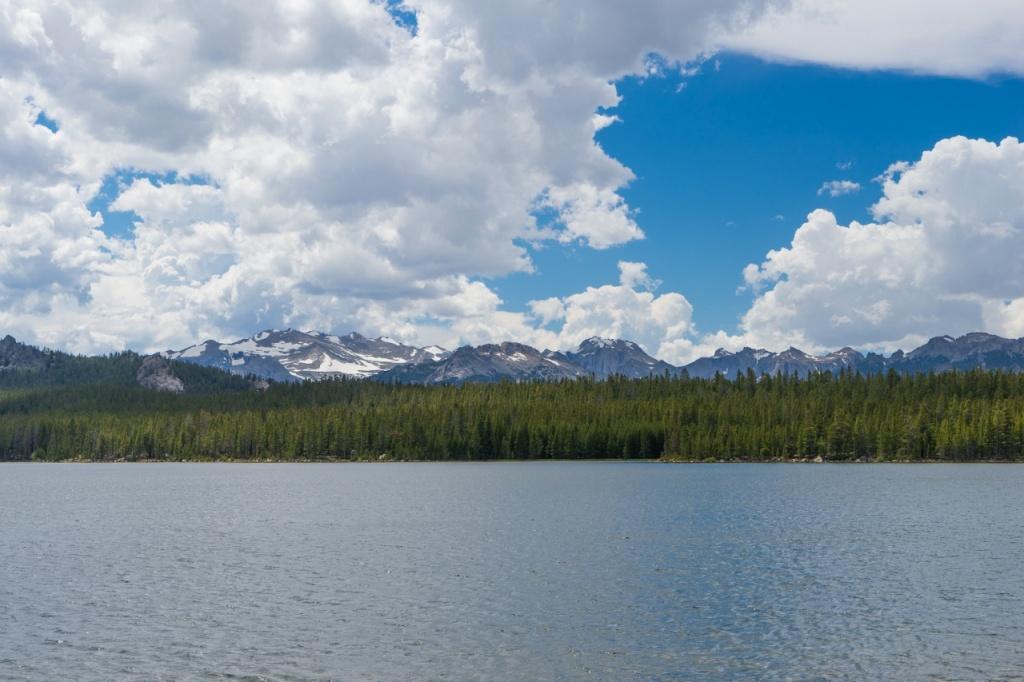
2;463;1024;680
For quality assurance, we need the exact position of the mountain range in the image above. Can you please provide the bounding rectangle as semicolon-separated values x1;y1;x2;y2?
163;329;1024;384
5;330;1024;391
684;332;1024;379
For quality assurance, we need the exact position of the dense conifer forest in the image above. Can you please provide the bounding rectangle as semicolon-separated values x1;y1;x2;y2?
3;367;1024;461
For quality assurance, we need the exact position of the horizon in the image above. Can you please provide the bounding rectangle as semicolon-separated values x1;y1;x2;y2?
8;325;1024;368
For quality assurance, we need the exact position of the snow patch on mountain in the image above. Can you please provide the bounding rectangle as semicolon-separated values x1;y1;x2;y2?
167;329;451;381
168;330;1024;384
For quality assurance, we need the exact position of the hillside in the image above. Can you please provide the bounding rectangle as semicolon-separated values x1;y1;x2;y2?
0;336;255;394
2;369;1024;462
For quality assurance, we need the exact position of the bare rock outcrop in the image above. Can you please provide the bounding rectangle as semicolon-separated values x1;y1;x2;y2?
0;335;49;371
136;355;185;393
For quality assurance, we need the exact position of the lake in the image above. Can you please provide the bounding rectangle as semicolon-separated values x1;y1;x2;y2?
1;462;1023;680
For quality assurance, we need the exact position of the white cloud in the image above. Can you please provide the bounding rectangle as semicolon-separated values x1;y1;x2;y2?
721;0;1024;78
111;179;226;227
0;0;775;354
438;262;697;363
617;261;659;291
720;136;1024;354
552;261;694;358
0;84;109;315
543;183;645;249
817;179;861;197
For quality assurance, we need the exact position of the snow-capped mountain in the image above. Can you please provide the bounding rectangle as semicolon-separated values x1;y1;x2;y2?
166;329;448;381
378;342;587;384
681;346;871;379
678;333;1024;378
552;337;676;379
167;331;673;384
166;329;1024;384
377;337;678;384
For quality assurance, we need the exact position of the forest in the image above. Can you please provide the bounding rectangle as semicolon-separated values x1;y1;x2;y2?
3;366;1024;462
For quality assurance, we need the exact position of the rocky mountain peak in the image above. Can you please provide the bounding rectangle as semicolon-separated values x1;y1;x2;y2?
163;328;1024;384
563;336;673;379
0;335;49;371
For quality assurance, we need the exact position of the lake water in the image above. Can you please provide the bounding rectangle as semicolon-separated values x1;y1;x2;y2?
2;463;1023;680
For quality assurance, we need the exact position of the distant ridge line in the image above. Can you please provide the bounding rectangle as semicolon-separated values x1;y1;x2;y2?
161;330;1024;384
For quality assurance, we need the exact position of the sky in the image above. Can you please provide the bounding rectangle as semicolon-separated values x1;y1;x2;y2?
2;0;1024;362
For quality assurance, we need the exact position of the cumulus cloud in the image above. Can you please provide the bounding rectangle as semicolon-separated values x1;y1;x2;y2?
549;261;694;359
817;180;860;197
0;85;109;317
543;183;644;249
0;0;775;354
721;0;1024;78
437;262;697;363
617;261;660;291
721;136;1024;353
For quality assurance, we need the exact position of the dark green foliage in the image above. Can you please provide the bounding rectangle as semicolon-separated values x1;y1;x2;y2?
0;349;251;393
2;369;1024;461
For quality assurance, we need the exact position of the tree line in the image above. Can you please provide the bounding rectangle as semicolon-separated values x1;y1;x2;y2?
3;369;1024;461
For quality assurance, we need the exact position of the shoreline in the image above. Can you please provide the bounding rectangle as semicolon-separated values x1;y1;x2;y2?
5;457;1024;464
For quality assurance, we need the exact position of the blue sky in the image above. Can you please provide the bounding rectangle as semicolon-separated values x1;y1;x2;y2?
499;53;1024;335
